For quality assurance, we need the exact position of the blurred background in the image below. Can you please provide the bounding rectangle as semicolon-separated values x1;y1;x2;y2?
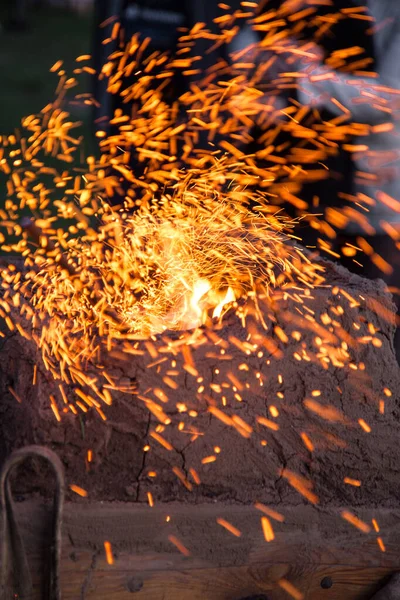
0;0;93;134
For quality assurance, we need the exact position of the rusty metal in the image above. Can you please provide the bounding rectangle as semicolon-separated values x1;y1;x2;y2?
0;445;65;600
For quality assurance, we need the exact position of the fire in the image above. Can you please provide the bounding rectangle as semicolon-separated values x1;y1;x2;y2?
213;286;236;319
180;278;213;331
174;279;236;331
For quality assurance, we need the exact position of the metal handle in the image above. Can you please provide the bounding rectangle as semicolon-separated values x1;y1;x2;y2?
0;445;65;600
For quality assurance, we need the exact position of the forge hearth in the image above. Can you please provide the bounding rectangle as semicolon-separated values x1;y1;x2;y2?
1;256;400;600
0;257;399;510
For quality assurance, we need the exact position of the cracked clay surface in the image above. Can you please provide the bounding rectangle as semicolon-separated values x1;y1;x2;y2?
0;257;399;509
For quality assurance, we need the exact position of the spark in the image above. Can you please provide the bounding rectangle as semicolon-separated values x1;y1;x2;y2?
254;503;285;522
70;484;88;497
343;477;361;487
377;537;386;553
358;418;371;433
8;386;22;404
216;518;242;537
168;535;191;556
341;510;371;533
372;518;380;533
104;541;114;565
261;516;275;542
278;579;304;600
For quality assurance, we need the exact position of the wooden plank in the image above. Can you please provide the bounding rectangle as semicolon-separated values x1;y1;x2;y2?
3;502;400;599
57;561;395;600
62;563;303;600
307;566;393;600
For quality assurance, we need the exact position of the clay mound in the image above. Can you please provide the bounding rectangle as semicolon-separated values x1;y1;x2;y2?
0;257;399;509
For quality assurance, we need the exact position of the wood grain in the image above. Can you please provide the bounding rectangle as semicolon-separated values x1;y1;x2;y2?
63;564;298;600
3;502;400;600
307;566;393;600
3;502;400;599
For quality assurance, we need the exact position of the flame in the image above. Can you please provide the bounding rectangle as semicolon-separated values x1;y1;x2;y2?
185;278;211;329
181;280;236;330
212;286;236;319
153;276;236;333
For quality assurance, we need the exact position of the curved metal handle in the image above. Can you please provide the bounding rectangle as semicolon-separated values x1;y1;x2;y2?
0;445;65;600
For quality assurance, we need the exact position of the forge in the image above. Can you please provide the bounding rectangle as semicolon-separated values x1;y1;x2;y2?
1;251;400;600
1;5;400;598
1;256;399;507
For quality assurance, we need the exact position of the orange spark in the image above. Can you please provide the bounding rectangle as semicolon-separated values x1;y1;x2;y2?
216;518;242;537
70;484;88;497
254;503;285;523
278;579;304;600
344;477;361;487
377;537;386;553
104;541;114;565
261;516;275;542
341;510;371;533
168;535;191;556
